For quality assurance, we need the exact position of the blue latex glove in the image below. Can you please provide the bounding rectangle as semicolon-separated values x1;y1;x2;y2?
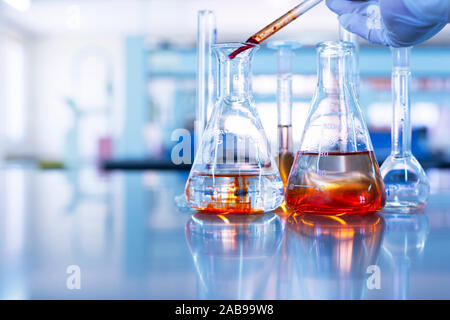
326;0;450;47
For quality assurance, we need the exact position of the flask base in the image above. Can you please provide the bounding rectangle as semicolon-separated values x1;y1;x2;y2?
185;171;284;214
382;202;425;213
380;154;430;212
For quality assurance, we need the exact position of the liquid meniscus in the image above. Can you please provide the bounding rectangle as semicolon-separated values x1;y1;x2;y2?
285;151;385;214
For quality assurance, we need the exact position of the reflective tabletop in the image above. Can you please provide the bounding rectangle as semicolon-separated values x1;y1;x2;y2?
1;168;450;299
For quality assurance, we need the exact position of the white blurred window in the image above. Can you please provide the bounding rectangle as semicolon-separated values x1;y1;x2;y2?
79;56;108;109
2;35;26;143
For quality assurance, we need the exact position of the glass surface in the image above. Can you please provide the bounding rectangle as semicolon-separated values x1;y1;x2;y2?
381;213;430;299
286;41;385;214
186;213;283;299
286;213;384;299
0;168;450;299
380;47;430;212
186;42;284;213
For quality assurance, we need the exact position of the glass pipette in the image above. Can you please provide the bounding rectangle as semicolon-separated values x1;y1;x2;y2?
229;0;323;59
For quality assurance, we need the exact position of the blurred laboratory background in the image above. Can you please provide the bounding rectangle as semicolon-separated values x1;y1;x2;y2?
1;0;450;300
1;0;450;170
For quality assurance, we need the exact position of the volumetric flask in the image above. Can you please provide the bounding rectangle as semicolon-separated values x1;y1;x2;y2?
380;47;430;212
185;42;284;214
285;41;385;214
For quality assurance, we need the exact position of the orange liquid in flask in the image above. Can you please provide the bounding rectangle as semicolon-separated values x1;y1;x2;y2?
285;151;385;214
278;151;294;187
186;172;274;214
276;124;295;186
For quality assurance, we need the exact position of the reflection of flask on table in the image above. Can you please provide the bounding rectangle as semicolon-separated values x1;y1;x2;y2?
285;41;385;214
286;213;384;299
185;43;284;214
267;41;301;187
380;47;430;212
381;213;429;299
185;213;283;299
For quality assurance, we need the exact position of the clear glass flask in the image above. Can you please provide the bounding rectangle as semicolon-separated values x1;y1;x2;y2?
380;47;430;212
285;41;385;214
267;40;301;187
185;42;284;214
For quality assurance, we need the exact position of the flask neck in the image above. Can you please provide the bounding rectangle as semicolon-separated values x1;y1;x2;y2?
391;67;412;158
317;53;353;94
217;57;252;101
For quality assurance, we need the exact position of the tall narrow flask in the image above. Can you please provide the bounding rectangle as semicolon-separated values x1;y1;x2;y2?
195;10;217;154
267;40;301;187
176;10;216;210
185;43;284;214
286;41;385;214
380;47;430;211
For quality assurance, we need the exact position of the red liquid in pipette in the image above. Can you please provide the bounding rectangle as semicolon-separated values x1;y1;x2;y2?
228;38;258;59
228;1;322;59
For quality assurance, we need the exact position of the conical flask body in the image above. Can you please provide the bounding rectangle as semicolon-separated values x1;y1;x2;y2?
286;41;385;214
186;43;284;214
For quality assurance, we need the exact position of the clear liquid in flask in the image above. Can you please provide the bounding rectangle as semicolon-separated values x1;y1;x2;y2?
186;168;283;214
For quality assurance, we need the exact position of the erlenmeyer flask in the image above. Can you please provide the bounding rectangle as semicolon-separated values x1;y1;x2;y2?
286;41;385;214
185;42;284;214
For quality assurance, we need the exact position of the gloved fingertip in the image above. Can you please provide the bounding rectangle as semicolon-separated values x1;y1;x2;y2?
338;13;373;41
337;13;354;29
367;28;390;47
325;0;340;14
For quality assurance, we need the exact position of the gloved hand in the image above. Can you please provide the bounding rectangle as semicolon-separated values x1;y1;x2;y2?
326;0;450;47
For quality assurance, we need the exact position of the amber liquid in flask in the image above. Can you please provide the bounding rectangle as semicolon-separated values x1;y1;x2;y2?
187;170;283;214
267;40;301;187
185;42;284;213
286;151;385;214
277;125;295;186
286;41;385;214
